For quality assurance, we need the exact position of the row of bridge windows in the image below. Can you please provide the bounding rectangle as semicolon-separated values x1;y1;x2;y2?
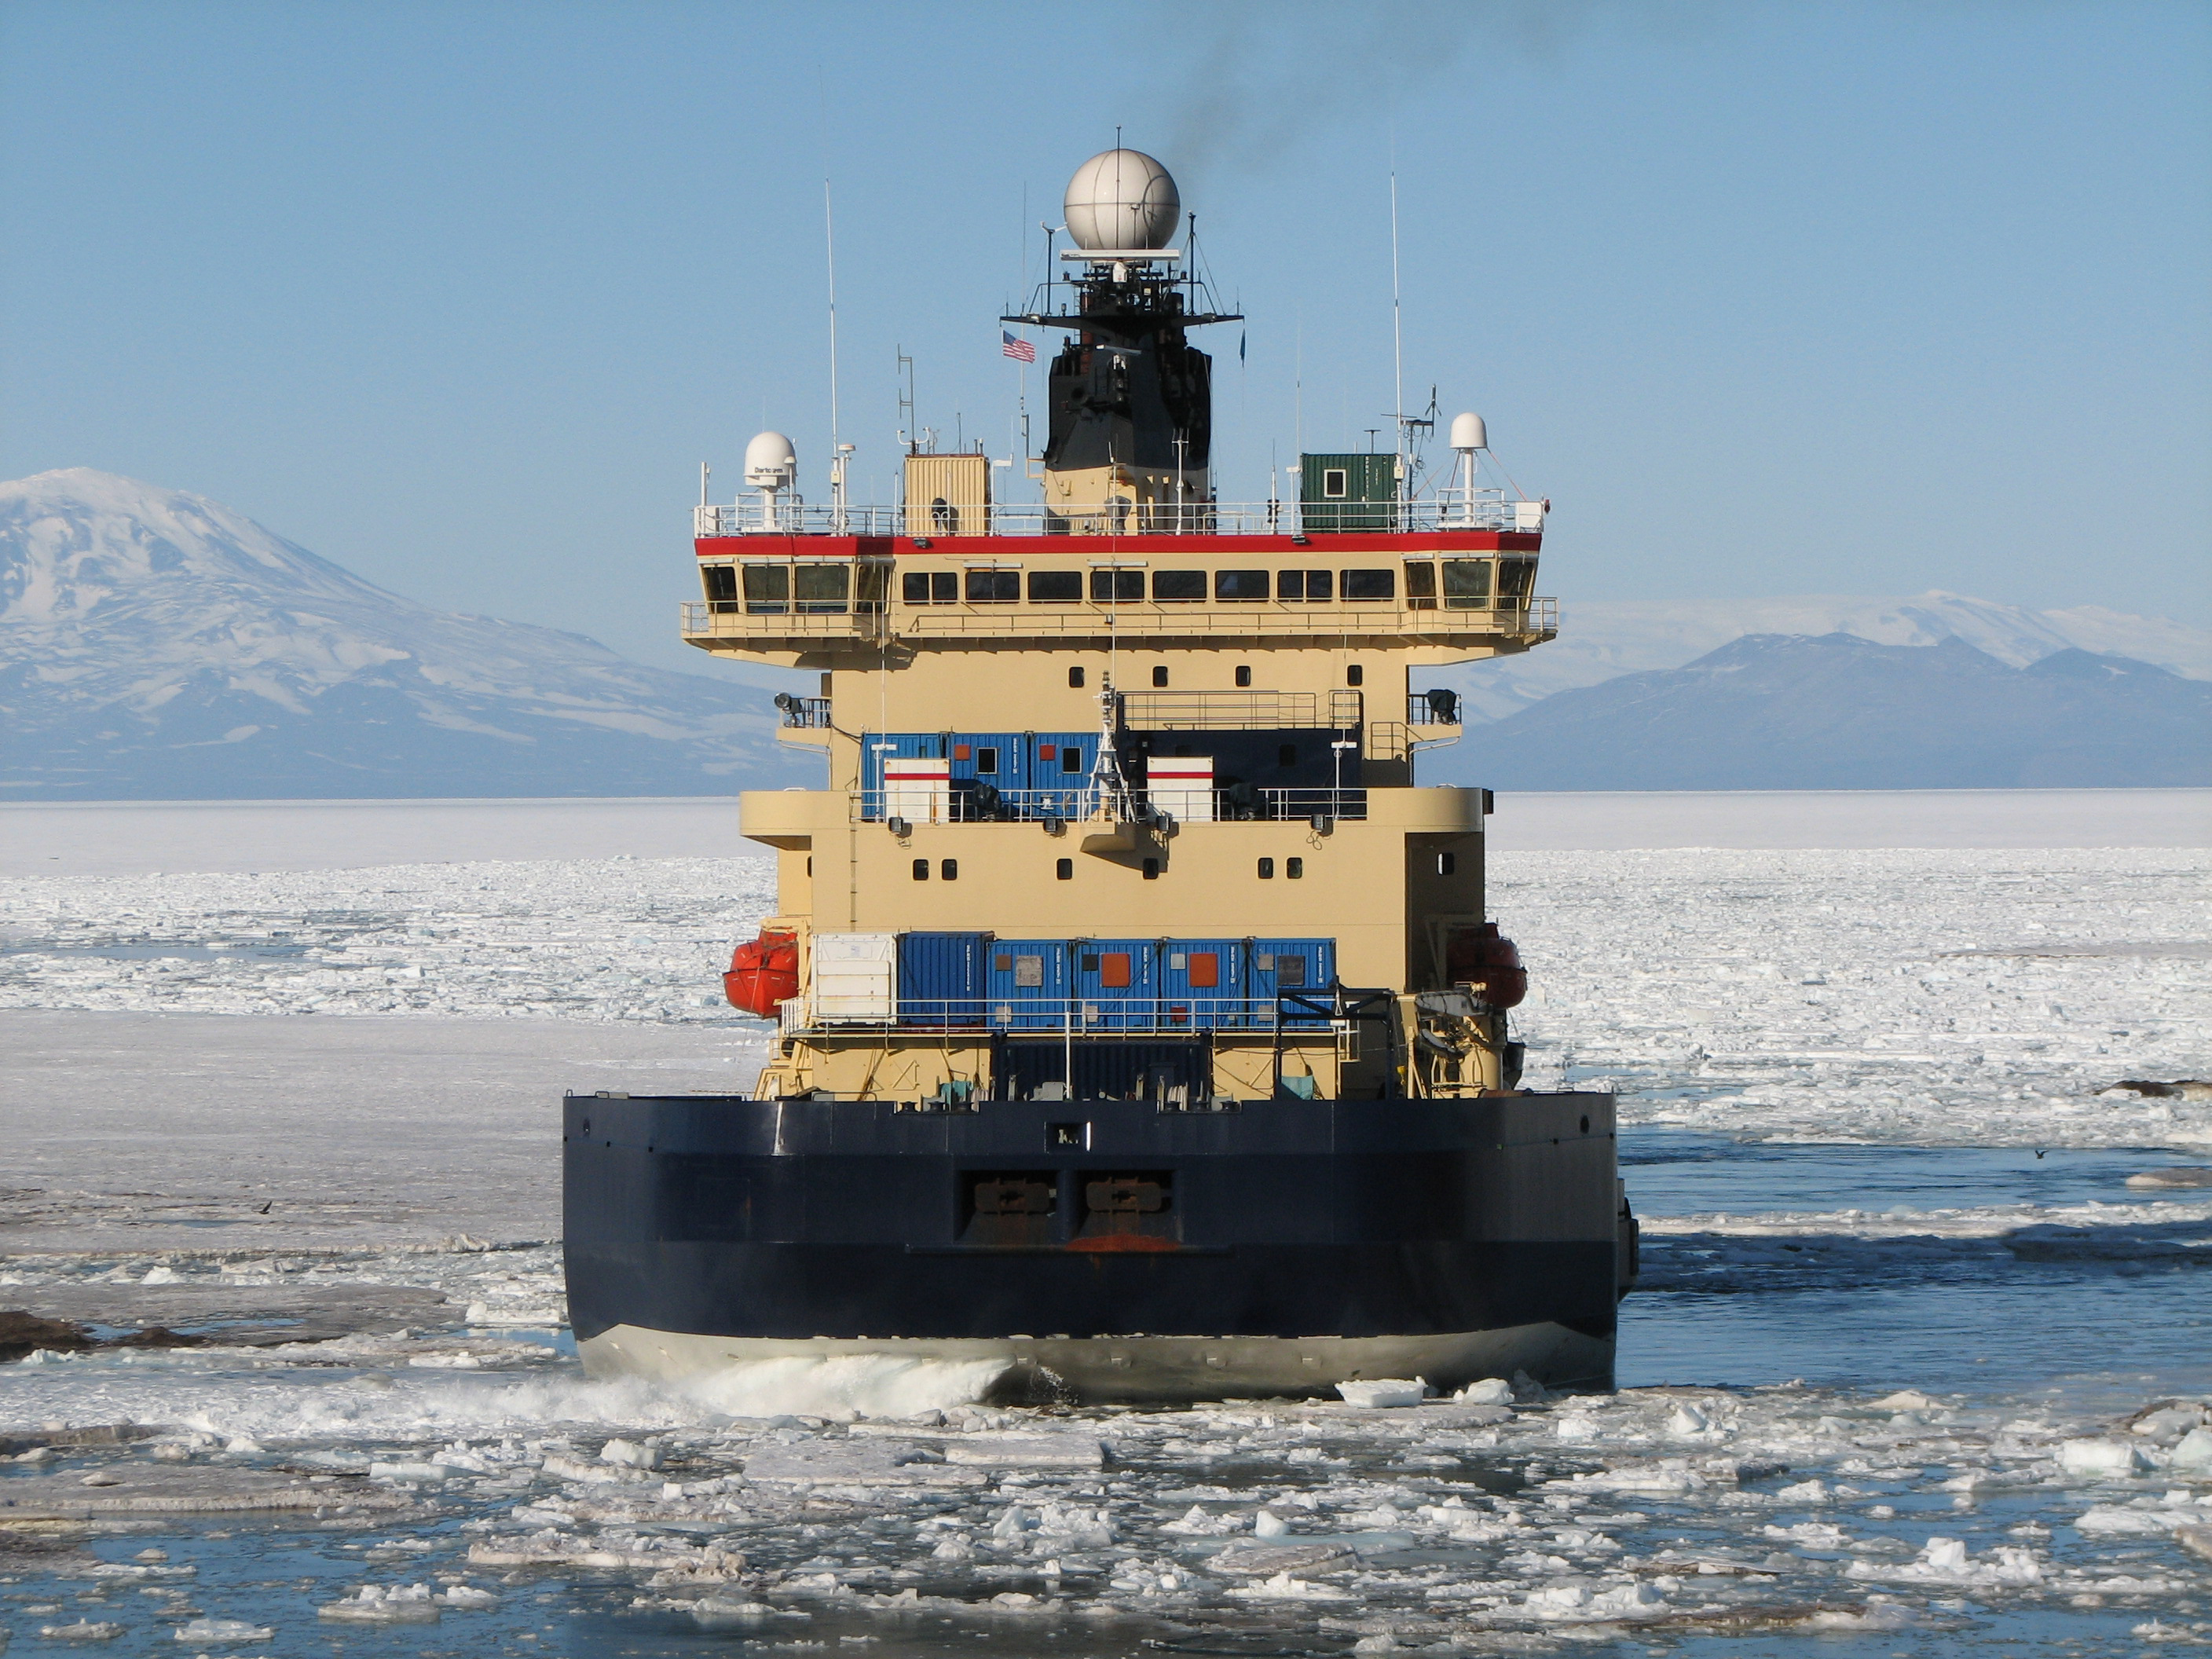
705;560;1533;615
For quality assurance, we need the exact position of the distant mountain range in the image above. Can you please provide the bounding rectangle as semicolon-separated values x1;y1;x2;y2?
1440;632;2212;790
1;469;809;799
1433;591;2212;722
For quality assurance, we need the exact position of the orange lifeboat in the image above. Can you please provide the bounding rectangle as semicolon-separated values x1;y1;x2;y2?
1445;921;1527;1009
723;929;799;1018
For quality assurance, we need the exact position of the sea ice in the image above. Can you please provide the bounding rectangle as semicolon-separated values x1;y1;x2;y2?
1336;1379;1428;1408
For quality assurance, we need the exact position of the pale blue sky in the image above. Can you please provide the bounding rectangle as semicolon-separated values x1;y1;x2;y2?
5;1;2207;674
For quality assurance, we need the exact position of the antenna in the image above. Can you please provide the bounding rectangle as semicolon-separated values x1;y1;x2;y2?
825;178;849;532
896;350;917;456
1389;152;1406;506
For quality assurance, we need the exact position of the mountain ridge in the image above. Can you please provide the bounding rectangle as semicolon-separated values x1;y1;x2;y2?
1441;631;2212;790
1;467;809;799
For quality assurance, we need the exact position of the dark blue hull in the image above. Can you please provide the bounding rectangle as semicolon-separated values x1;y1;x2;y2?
562;1090;1632;1401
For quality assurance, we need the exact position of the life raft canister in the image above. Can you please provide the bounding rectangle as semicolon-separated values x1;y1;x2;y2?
1445;921;1527;1009
723;929;799;1017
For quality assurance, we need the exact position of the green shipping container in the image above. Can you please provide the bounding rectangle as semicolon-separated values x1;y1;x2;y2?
1298;452;1400;532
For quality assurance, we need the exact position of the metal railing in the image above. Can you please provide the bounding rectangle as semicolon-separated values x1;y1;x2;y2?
1408;689;1463;726
775;695;833;728
850;785;1369;825
781;994;1341;1035
694;496;1545;540
1119;690;1364;731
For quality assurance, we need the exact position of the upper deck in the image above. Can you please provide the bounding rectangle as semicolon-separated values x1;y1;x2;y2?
683;500;1554;665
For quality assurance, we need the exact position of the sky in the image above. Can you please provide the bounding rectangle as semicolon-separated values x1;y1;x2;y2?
4;0;2208;676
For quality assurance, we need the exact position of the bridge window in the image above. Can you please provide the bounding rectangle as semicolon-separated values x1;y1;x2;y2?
1152;570;1206;601
701;565;738;613
1342;569;1395;600
1090;569;1144;602
1028;569;1081;602
1068;666;1086;688
1234;665;1252;687
794;563;850;613
742;565;789;613
1152;666;1170;688
1405;562;1437;610
1214;569;1269;600
903;570;957;604
965;569;1019;603
1444;559;1491;608
1277;569;1331;601
1346;664;1364;687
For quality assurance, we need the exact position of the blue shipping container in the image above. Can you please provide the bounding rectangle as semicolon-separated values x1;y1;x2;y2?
898;932;991;1027
987;939;1072;1031
1157;939;1248;1031
1024;732;1094;814
861;732;947;796
1252;937;1338;1026
1071;938;1159;1031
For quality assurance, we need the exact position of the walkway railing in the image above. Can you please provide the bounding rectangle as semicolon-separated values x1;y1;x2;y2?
694;495;1544;540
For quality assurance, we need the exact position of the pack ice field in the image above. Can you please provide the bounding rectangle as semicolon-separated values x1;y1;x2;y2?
0;813;2205;1655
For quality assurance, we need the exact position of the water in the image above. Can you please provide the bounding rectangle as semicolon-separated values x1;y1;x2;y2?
1;1131;2204;1657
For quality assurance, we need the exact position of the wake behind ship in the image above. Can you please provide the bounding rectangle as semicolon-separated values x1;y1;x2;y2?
564;146;1636;1403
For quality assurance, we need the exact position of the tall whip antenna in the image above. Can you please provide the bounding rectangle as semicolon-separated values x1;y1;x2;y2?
1389;145;1406;507
825;178;849;531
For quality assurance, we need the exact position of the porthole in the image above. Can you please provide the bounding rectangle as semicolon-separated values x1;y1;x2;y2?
1286;857;1304;879
1257;858;1275;879
1152;665;1170;687
940;859;958;881
912;859;929;881
1056;859;1073;881
1068;665;1086;689
1235;665;1252;687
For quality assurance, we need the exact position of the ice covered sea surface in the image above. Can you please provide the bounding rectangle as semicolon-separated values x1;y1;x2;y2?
0;796;2206;1656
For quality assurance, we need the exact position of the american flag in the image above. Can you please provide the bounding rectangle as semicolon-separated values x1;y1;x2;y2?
1001;329;1036;364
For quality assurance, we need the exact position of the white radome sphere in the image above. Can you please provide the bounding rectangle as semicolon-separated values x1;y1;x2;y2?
1064;148;1180;251
745;430;797;487
1450;412;1488;451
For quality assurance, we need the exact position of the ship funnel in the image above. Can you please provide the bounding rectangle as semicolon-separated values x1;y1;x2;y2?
1064;148;1180;252
1450;412;1487;452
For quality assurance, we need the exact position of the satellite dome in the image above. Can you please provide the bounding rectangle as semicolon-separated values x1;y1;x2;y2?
1450;412;1488;452
1064;148;1180;251
745;430;797;488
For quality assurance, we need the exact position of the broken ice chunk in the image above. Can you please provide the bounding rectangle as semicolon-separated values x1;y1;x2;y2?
2170;1427;2212;1471
318;1583;441;1624
2056;1438;2150;1476
1335;1379;1426;1408
172;1617;273;1644
1253;1510;1290;1537
599;1437;659;1469
1454;1377;1514;1406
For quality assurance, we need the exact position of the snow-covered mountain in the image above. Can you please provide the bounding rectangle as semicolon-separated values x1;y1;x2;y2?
1;469;809;799
1434;591;2212;721
1443;632;2212;790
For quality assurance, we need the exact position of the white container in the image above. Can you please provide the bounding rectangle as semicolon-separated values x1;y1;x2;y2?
812;933;897;1021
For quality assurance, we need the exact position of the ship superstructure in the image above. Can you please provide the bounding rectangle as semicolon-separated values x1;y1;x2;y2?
564;149;1635;1403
